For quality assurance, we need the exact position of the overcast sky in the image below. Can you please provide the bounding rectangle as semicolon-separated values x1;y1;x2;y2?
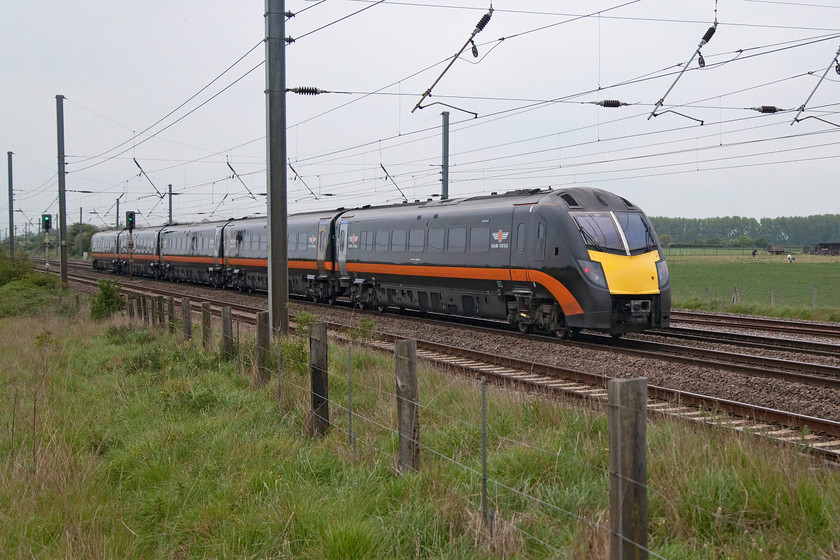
2;0;839;237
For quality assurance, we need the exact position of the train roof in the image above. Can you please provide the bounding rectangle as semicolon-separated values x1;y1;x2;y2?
324;187;642;220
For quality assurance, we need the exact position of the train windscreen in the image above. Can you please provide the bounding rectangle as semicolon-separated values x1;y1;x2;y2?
572;212;654;254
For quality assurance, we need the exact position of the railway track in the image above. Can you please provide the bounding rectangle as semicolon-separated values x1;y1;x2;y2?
49;261;840;463
671;310;840;340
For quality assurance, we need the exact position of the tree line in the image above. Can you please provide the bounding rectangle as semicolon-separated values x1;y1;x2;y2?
649;215;840;247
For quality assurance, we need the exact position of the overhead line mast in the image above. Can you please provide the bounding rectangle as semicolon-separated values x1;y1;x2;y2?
266;0;290;335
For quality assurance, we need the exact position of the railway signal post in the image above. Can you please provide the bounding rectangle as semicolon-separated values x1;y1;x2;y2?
126;211;135;280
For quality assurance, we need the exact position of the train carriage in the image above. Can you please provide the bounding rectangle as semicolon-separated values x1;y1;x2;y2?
336;187;669;336
119;226;165;278
90;229;123;273
222;218;269;291
160;221;230;285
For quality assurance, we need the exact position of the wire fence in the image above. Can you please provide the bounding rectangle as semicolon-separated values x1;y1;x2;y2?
120;292;818;559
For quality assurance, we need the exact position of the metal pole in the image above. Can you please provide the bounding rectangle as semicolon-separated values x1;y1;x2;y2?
7;151;13;258
116;198;120;229
266;0;289;335
441;111;449;200
79;207;83;258
168;183;173;224
56;95;68;288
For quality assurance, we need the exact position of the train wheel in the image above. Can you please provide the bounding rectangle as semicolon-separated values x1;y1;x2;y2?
517;322;531;334
554;327;571;340
377;303;388;313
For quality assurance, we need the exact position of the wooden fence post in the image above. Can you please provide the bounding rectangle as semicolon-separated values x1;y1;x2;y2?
202;303;212;351
813;283;818;309
127;294;135;319
396;339;420;472
156;296;164;327
167;296;175;333
150;296;158;325
141;296;149;325
308;322;329;436
771;285;776;307
256;311;270;387
221;306;234;358
608;378;648;560
181;297;192;341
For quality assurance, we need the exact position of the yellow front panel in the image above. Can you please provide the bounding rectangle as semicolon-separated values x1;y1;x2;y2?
588;250;660;295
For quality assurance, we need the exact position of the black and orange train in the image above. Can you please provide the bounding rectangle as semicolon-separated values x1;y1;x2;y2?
90;187;670;337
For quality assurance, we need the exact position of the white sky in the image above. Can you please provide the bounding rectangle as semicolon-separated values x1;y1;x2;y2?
2;0;840;237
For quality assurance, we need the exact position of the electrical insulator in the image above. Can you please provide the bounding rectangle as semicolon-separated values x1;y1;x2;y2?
289;87;323;95
701;25;716;45
698;53;706;68
752;106;781;114
835;62;840;76
126;211;135;232
472;7;493;36
471;39;479;58
41;214;51;232
594;100;628;108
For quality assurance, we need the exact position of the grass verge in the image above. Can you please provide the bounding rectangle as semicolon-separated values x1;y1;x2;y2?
1;295;839;558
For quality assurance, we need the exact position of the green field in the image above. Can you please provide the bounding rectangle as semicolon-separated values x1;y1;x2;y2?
667;253;840;321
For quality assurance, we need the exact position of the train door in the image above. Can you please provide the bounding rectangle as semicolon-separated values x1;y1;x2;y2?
510;204;535;282
316;219;329;276
337;218;350;277
213;225;225;268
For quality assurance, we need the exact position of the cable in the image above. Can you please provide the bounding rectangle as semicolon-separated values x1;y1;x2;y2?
71;59;265;174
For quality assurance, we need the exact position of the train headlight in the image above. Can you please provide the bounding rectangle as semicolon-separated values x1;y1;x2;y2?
577;259;608;289
656;259;670;288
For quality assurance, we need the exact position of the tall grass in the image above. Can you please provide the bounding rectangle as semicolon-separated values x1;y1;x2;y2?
1;299;840;558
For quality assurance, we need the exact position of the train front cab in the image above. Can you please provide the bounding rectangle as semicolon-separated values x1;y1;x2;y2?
564;205;670;335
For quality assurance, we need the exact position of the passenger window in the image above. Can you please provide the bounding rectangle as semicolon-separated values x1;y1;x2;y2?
340;230;346;252
408;229;424;252
391;230;406;252
319;231;326;252
447;227;466;252
288;234;296;251
536;221;546;261
428;228;444;253
375;230;389;252
470;227;490;252
516;223;526;253
297;233;307;251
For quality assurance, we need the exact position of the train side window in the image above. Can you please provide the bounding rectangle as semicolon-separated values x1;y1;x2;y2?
469;226;490;253
391;230;406;252
319;231;326;252
340;230;346;252
428;228;444;253
408;229;424;252
536;221;546;261
288;234;296;252
375;230;389;252
297;233;307;251
516;223;526;253
447;227;466;252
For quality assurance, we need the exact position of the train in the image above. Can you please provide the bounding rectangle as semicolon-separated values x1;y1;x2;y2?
90;187;671;337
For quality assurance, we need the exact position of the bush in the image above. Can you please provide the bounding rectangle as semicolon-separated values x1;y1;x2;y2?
90;279;125;320
0;247;33;287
